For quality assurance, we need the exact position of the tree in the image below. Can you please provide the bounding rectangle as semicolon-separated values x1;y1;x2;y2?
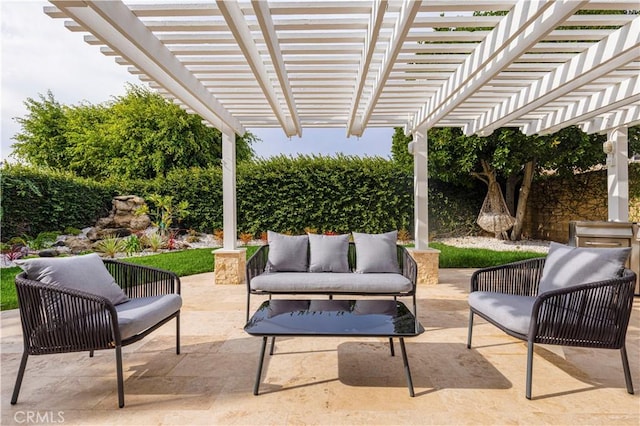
427;126;608;240
11;85;257;179
390;127;413;170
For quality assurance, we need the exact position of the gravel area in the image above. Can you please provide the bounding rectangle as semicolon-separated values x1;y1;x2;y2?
435;236;550;253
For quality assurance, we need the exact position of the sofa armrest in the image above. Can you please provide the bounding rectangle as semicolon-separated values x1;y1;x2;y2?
103;260;180;298
529;269;636;347
246;245;269;292
398;245;417;294
471;257;545;296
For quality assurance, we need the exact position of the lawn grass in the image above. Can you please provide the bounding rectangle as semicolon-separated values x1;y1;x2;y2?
430;242;543;268
0;243;541;311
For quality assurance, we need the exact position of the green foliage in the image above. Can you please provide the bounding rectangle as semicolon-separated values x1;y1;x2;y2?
94;235;126;258
15;231;60;251
138;194;189;235
236;155;414;235
123;234;142;256
391;127;413;170
11;85;257;180
1;164;116;241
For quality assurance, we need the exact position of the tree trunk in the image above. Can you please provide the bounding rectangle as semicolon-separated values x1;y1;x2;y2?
505;173;521;216
510;160;535;241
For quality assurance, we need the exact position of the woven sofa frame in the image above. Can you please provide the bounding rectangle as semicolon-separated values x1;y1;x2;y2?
245;242;418;322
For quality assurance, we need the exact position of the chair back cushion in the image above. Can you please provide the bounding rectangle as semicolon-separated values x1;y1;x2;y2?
538;242;631;294
15;253;128;305
308;233;350;272
266;231;308;272
352;231;400;273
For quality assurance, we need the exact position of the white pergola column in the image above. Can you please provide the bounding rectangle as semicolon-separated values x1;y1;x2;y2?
214;127;246;285
412;129;429;249
607;127;630;222
408;128;439;285
222;127;238;249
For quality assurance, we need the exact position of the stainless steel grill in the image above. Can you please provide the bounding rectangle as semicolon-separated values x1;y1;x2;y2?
569;221;640;295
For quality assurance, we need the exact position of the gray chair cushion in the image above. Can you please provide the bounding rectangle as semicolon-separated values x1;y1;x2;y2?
353;231;400;273
266;231;309;272
115;294;182;340
15;253;128;305
468;292;536;335
250;272;412;293
308;233;350;272
538;242;631;294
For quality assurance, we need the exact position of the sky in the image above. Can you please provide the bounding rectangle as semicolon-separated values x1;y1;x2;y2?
0;1;396;163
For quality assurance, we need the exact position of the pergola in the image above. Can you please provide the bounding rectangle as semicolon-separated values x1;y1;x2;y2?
45;1;640;281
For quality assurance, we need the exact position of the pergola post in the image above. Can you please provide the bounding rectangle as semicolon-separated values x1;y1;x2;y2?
408;128;439;285
214;127;246;285
606;127;629;222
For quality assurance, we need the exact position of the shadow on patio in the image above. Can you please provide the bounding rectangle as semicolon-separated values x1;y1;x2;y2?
1;269;638;425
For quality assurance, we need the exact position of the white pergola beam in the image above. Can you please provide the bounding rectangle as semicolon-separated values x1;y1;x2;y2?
411;0;586;135
580;105;640;134
470;15;640;136
353;0;421;136
524;74;640;135
346;0;387;137
216;0;297;137
50;1;244;135
251;0;301;137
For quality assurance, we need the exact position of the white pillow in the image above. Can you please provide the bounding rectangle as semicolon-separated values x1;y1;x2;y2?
308;233;350;272
15;253;128;305
352;231;400;273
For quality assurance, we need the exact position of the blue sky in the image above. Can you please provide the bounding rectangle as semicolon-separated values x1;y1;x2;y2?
1;1;397;162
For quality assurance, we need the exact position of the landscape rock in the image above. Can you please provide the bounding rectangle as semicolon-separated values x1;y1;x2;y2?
38;249;59;257
64;236;93;254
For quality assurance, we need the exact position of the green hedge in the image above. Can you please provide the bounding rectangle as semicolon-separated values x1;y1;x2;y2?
1;157;481;240
1;164;117;238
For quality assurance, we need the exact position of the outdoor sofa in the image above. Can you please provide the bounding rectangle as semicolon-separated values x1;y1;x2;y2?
245;231;418;322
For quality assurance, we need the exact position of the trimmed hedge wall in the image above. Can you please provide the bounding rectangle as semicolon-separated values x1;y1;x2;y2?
1;165;117;238
1;157;481;240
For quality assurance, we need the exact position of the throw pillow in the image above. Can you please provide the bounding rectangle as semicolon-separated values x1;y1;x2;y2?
308;233;350;272
15;253;129;305
538;242;631;293
266;231;309;272
352;231;400;273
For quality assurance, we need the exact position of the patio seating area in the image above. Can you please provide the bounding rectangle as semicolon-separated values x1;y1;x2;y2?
2;269;638;425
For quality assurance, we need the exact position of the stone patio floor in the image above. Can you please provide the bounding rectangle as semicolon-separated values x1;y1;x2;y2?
1;269;639;425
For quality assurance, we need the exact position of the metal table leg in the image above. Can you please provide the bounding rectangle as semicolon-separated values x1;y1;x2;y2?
254;336;268;395
399;338;415;397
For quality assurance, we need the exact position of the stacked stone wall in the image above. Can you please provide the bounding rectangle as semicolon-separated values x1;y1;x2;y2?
524;164;639;242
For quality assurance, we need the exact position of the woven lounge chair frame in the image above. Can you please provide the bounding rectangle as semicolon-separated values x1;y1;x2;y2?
11;260;181;408
467;257;636;399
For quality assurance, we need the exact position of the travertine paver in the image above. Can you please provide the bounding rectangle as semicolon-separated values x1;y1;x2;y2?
1;269;638;425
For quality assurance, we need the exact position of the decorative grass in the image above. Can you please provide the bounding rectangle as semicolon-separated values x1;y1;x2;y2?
0;243;541;311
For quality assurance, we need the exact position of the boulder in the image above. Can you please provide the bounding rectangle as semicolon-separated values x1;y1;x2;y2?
64;237;93;254
93;195;151;234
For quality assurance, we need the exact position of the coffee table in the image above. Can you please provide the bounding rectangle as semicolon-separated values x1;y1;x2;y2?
244;299;424;396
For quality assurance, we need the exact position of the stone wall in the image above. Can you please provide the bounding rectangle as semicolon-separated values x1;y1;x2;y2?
524;164;639;242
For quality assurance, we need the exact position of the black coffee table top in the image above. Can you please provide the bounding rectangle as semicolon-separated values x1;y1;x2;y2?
244;299;424;337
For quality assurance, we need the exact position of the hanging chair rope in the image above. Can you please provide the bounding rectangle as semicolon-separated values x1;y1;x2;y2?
476;181;515;233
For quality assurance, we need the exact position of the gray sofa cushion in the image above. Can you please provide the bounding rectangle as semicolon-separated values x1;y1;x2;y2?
266;231;308;272
353;231;399;273
308;233;350;272
468;291;536;335
538;242;631;294
250;272;412;293
15;253;128;306
115;294;182;340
